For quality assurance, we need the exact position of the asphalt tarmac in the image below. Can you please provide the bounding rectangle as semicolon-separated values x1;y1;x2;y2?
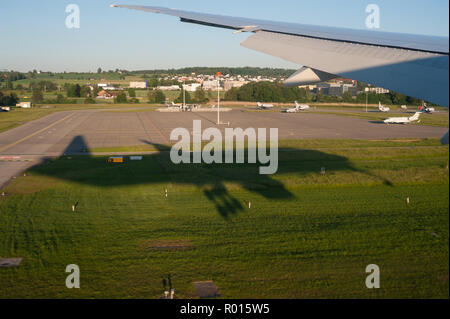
0;108;447;189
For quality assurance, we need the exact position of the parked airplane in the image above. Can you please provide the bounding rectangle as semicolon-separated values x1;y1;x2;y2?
112;4;449;142
378;102;390;112
257;102;274;110
165;101;181;108
284;101;310;113
419;104;436;113
167;101;198;111
384;112;421;124
295;101;310;110
284;106;298;113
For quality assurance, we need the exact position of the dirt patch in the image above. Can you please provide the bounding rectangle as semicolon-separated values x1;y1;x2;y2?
193;281;220;298
139;239;195;251
0;258;22;267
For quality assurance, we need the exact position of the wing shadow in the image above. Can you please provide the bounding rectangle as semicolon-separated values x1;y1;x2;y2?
26;135;392;219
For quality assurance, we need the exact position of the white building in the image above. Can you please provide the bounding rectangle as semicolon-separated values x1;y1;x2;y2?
16;102;32;108
223;80;247;91
202;80;219;90
298;84;317;90
368;87;390;94
157;85;181;91
97;83;118;90
130;81;147;89
182;83;202;92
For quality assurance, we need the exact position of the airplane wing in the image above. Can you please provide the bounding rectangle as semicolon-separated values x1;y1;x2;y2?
111;4;449;108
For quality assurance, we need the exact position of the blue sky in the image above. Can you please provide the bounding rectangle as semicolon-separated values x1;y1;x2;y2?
0;0;448;72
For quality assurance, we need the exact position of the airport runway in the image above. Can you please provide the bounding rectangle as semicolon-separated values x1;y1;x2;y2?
0;108;447;189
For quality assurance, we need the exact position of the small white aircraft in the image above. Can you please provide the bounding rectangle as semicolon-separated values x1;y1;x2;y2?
420;104;436;113
284;101;310;113
284;106;298;113
170;101;183;108
165;101;195;111
378;102;390;112
165;101;180;108
257;102;274;110
295;101;310;110
384;112;421;124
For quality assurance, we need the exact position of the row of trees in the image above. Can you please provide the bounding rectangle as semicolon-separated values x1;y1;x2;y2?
224;82;427;105
65;84;102;98
114;92;139;104
2;68;294;83
225;82;311;103
0;72;26;83
114;88;210;104
174;88;209;104
29;80;58;92
0;92;19;106
135;67;295;78
147;90;166;104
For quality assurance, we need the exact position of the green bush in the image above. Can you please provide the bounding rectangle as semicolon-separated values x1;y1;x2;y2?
114;92;128;104
84;97;96;104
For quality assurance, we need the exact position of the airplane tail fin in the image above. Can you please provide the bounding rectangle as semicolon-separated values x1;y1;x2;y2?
409;112;421;121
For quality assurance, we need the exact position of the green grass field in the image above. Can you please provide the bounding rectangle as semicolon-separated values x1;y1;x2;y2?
0;139;448;298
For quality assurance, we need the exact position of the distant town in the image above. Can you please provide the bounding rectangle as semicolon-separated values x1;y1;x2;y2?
0;67;429;109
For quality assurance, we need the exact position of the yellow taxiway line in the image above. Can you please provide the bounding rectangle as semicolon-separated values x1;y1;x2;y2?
0;113;75;153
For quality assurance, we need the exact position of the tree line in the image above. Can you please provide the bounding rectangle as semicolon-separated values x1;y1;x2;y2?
135;67;295;78
0;72;26;83
225;82;428;105
225;82;310;103
0;92;19;106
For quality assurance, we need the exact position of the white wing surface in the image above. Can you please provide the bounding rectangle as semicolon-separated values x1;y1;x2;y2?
111;4;449;107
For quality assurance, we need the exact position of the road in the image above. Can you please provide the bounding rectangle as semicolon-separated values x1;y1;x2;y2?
0;108;447;189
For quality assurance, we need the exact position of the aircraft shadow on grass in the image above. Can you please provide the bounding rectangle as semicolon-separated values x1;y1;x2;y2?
32;135;391;219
